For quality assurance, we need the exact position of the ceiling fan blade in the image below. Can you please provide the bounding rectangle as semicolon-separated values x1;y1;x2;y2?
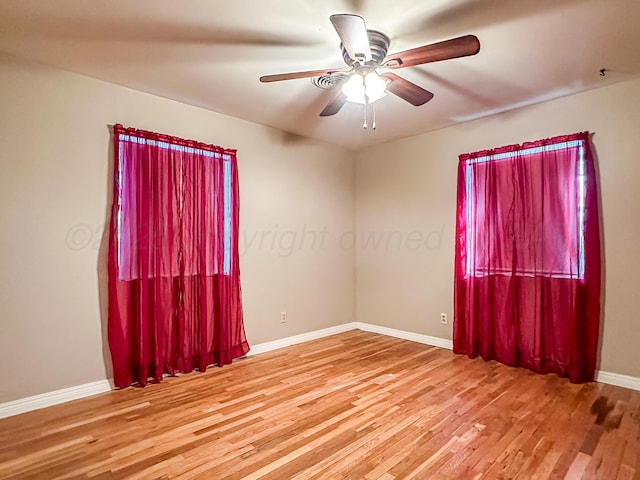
260;68;347;83
319;91;348;117
381;73;434;106
330;14;372;63
382;34;480;69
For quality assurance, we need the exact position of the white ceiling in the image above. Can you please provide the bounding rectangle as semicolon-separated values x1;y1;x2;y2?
0;0;639;150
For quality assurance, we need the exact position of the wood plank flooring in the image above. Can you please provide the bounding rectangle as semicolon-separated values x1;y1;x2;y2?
0;330;639;479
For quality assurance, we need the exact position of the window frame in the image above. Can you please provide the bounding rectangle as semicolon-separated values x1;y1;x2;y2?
463;139;586;280
115;132;233;279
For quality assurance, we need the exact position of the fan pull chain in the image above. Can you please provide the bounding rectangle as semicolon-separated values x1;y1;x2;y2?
362;95;368;129
372;102;376;130
361;98;377;131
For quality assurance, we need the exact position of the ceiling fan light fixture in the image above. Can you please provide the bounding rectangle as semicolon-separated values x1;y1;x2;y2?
365;72;387;100
342;72;387;104
342;73;365;102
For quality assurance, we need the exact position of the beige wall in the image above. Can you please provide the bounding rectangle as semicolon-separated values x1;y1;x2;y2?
0;53;354;403
355;76;640;378
1;50;639;404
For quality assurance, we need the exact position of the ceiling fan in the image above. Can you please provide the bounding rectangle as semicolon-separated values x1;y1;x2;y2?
259;14;480;129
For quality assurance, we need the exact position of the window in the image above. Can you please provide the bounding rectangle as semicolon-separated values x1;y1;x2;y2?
462;139;586;280
115;132;233;280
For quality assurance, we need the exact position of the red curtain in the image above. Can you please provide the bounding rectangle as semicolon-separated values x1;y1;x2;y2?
108;124;249;388
454;132;601;383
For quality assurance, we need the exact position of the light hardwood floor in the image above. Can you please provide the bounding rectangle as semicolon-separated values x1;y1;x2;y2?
0;331;639;479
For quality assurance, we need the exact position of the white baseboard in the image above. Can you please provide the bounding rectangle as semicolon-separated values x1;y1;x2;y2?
0;324;361;420
247;322;358;356
357;323;640;391
246;322;453;355
0;379;113;420
595;370;640;391
356;322;454;350
2;323;638;419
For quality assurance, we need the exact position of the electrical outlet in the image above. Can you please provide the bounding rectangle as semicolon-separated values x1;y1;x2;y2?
440;313;448;325
280;311;287;323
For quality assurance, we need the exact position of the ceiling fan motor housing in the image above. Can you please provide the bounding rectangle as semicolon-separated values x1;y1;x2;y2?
341;30;390;70
314;30;390;90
